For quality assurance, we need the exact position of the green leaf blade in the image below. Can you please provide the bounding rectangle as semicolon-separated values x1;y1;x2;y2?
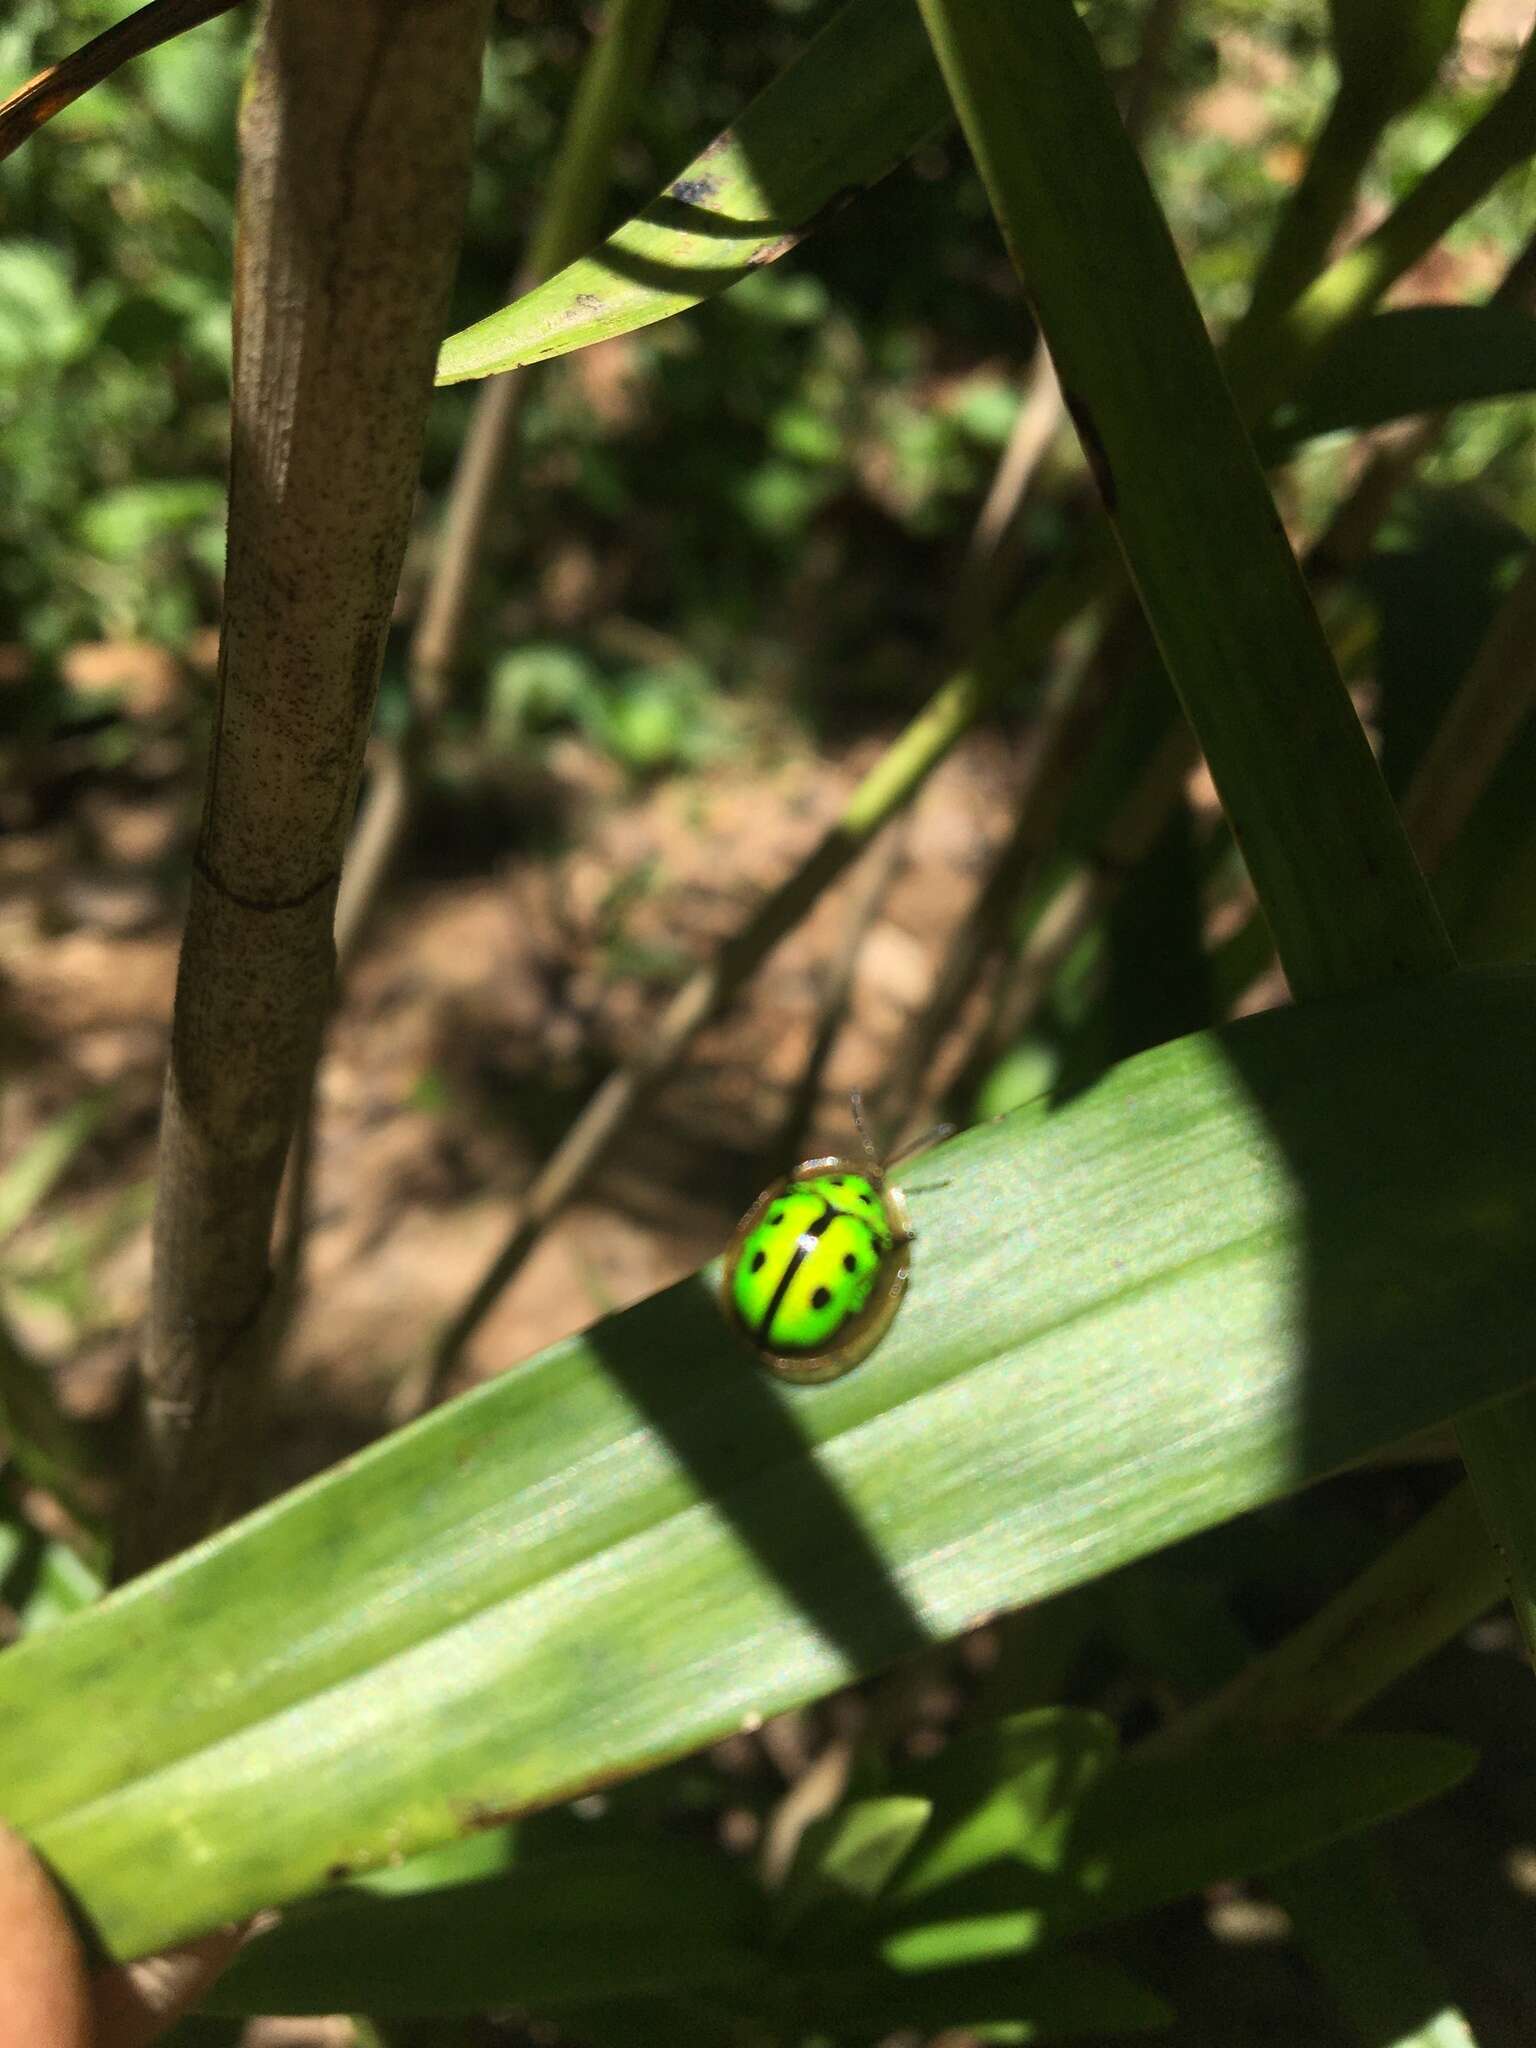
436;0;947;383
1272;305;1536;447
884;1735;1474;1961
913;0;1453;998
2;971;1534;1959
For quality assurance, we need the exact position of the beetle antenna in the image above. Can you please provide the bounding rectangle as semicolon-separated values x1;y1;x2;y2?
849;1089;880;1171
889;1120;955;1168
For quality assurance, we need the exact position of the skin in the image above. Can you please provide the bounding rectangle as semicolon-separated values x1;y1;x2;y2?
0;1823;246;2048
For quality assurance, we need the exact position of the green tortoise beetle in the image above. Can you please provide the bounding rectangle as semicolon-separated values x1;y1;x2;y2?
721;1092;946;1384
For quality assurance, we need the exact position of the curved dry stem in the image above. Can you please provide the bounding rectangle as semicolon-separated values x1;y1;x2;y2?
1401;548;1536;876
0;0;236;166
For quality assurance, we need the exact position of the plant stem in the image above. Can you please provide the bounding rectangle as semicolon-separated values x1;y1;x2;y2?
1400;533;1536;877
122;0;492;1575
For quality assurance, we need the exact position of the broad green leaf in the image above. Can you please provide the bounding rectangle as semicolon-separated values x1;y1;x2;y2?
346;1815;521;1896
436;0;947;383
1077;1738;1478;1926
210;1834;761;2017
884;1734;1474;1961
893;1710;1117;1897
160;2020;245;2048
1271;305;1536;449
546;1999;748;2048
1;970;1534;1961
546;1995;760;2048
774;1795;934;1940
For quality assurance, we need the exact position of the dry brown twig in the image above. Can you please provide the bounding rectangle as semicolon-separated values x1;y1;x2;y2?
0;0;239;165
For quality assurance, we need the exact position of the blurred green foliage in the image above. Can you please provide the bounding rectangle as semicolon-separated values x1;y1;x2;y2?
4;0;1532;773
0;2;237;658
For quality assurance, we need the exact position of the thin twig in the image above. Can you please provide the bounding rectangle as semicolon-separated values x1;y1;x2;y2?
0;0;238;165
948;722;1193;1095
872;691;1077;1151
947;345;1066;644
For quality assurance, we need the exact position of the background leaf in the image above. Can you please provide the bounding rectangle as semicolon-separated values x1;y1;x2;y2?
1272;305;1536;447
436;0;948;383
885;1735;1477;1955
210;1828;762;2018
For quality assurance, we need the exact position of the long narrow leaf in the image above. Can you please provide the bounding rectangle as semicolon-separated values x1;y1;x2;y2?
0;971;1534;1960
913;0;1452;999
437;0;947;383
885;1736;1476;1951
1272;303;1536;447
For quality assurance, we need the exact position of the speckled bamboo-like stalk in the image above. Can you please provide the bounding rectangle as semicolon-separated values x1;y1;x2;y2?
123;0;492;1575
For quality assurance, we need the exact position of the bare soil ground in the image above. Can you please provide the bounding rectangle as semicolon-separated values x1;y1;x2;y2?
1;706;1018;1485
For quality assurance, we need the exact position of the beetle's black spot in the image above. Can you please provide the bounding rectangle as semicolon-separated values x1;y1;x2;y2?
769;1207;785;1225
828;1174;844;1185
751;1250;766;1272
811;1286;832;1310
843;1252;858;1272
